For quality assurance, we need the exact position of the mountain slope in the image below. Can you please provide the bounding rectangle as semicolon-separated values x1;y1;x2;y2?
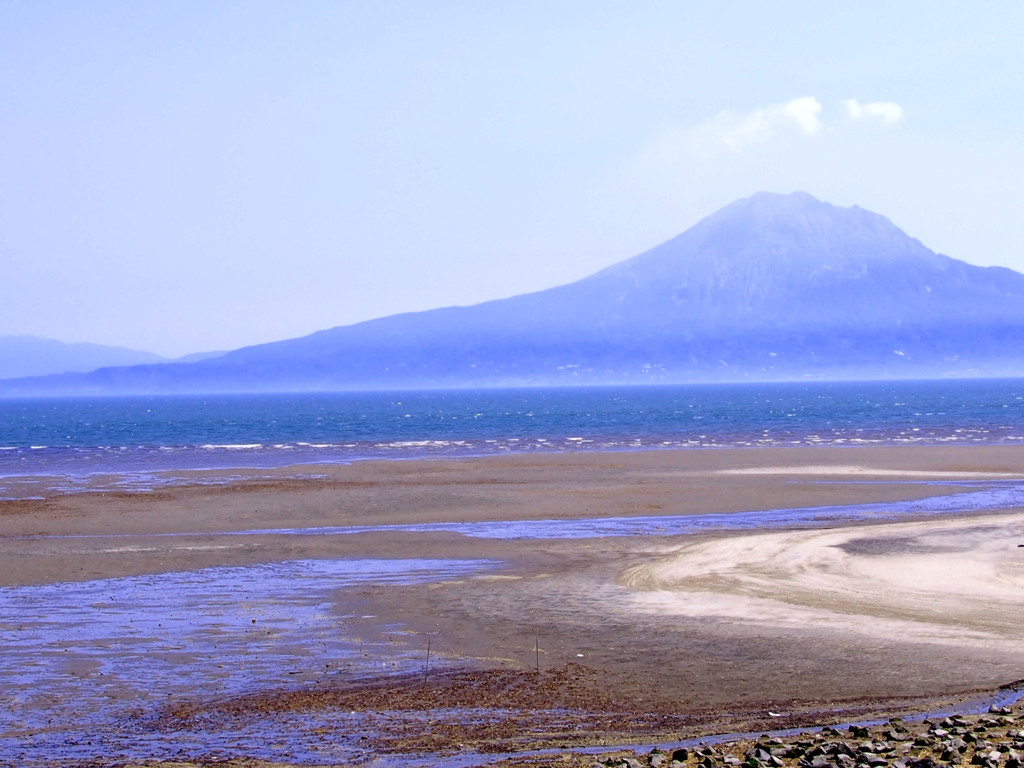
4;192;1024;395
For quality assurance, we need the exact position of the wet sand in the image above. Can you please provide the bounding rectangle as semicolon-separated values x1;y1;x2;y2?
3;444;1024;765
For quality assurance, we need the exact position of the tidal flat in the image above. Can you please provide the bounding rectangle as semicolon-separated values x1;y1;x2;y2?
2;445;1024;767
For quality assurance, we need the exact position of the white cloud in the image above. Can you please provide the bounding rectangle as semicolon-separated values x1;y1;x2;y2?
782;96;825;134
842;98;904;125
722;97;822;151
629;97;902;167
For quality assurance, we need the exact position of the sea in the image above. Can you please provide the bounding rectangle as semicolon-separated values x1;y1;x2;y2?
2;379;1024;496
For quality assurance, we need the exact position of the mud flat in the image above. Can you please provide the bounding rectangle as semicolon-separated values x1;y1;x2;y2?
2;444;1024;766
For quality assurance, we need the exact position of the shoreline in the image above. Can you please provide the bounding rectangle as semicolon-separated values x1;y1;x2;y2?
5;438;1024;502
3;444;1024;766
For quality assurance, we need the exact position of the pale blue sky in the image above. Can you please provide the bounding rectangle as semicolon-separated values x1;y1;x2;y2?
2;1;1022;357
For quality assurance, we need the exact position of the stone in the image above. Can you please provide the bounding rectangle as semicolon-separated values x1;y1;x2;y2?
804;755;833;768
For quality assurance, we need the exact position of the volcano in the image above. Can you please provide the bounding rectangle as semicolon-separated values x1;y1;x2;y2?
5;191;1024;394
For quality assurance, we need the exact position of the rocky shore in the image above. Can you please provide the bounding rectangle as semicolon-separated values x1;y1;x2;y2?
116;700;1024;768
529;704;1024;768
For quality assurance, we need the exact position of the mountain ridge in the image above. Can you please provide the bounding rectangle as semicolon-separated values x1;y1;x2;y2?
4;191;1024;395
0;336;168;380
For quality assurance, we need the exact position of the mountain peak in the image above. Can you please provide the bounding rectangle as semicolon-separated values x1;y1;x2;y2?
703;190;900;241
592;191;938;288
734;189;823;210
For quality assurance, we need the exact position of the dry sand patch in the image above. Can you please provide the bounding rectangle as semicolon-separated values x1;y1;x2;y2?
624;512;1024;647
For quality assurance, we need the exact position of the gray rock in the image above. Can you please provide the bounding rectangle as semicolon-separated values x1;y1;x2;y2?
831;742;857;758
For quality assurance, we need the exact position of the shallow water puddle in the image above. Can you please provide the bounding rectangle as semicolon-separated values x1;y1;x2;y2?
15;480;1024;545
0;558;492;766
184;479;1024;539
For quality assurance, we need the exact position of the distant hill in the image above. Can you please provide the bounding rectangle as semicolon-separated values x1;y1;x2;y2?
0;336;168;380
173;350;228;364
4;191;1024;395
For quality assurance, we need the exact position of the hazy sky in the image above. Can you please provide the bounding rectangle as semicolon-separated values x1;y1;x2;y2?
2;2;1022;357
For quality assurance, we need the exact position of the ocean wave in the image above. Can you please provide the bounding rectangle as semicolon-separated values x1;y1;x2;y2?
199;443;264;450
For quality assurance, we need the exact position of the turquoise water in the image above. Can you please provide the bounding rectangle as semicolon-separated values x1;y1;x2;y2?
2;380;1024;483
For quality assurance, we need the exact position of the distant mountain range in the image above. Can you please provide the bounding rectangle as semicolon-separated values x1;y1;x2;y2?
0;336;223;381
0;336;168;380
4;191;1024;395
